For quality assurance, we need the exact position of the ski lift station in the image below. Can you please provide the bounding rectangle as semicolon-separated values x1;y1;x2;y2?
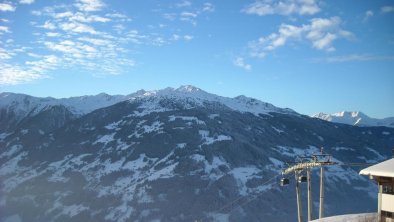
360;158;394;222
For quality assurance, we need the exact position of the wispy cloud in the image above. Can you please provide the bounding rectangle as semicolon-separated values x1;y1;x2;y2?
0;3;16;12
363;10;374;22
202;3;215;12
172;34;194;41
176;0;192;8
249;16;353;58
312;54;394;63
74;0;105;12
59;22;99;34
234;57;252;71
162;2;215;26
0;25;11;33
19;0;35;5
0;0;139;85
381;6;394;13
0;63;46;85
242;0;320;16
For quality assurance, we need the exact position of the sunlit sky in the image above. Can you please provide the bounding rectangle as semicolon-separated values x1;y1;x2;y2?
0;0;393;118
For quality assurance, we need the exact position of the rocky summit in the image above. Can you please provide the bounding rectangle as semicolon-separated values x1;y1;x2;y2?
1;86;393;222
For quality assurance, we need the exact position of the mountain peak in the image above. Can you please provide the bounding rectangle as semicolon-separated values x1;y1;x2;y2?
333;111;366;118
175;85;203;93
312;111;394;128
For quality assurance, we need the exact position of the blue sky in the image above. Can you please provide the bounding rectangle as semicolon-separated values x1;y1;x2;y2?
0;0;393;118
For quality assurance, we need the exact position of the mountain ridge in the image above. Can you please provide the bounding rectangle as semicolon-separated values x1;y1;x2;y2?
0;85;297;130
312;111;394;128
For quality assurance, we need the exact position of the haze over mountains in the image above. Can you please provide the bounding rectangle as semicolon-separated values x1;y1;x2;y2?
1;86;393;222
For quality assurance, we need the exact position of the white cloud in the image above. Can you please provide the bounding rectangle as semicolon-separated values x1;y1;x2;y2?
40;21;56;30
180;11;198;25
19;0;35;5
249;16;353;57
0;47;14;59
181;12;198;17
176;0;191;8
45;40;98;57
313;54;394;63
234;57;252;71
51;11;111;23
25;55;60;73
0;26;11;33
59;22;98;34
202;3;215;12
0;0;142;85
363;10;374;22
72;14;110;23
74;0;105;12
172;34;194;42
242;0;320;16
53;11;74;18
163;13;177;21
0;3;16;12
184;35;194;41
171;34;180;41
381;6;394;13
46;32;60;37
78;37;111;46
0;63;45;85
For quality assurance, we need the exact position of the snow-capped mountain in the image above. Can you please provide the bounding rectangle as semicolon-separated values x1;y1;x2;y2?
0;92;127;117
0;86;295;132
1;86;393;222
312;111;394;128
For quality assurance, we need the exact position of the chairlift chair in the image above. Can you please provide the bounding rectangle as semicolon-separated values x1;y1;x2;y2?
298;175;307;183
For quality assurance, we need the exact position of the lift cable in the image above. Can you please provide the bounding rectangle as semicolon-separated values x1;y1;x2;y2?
197;173;281;222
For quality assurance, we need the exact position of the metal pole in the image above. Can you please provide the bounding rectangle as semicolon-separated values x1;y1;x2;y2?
295;171;304;222
307;168;312;221
378;181;382;222
319;166;324;218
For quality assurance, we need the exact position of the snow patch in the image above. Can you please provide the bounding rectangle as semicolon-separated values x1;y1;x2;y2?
208;114;220;119
365;147;385;161
0;132;12;140
271;126;284;133
231;166;262;195
168;115;205;125
176;143;187;149
0;144;22;158
269;157;284;168
105;121;122;130
331;147;355;152
147;162;178;181
130;121;164;138
199;130;232;146
93;133;116;145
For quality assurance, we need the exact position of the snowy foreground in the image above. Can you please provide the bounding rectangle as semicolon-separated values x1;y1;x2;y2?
311;213;377;222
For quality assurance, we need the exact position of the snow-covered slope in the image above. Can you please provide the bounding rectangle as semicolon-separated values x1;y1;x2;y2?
312;111;394;128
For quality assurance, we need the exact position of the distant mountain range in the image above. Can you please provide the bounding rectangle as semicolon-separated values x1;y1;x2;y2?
312;111;394;128
1;86;393;222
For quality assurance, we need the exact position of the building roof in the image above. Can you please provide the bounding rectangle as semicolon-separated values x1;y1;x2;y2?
359;158;394;178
